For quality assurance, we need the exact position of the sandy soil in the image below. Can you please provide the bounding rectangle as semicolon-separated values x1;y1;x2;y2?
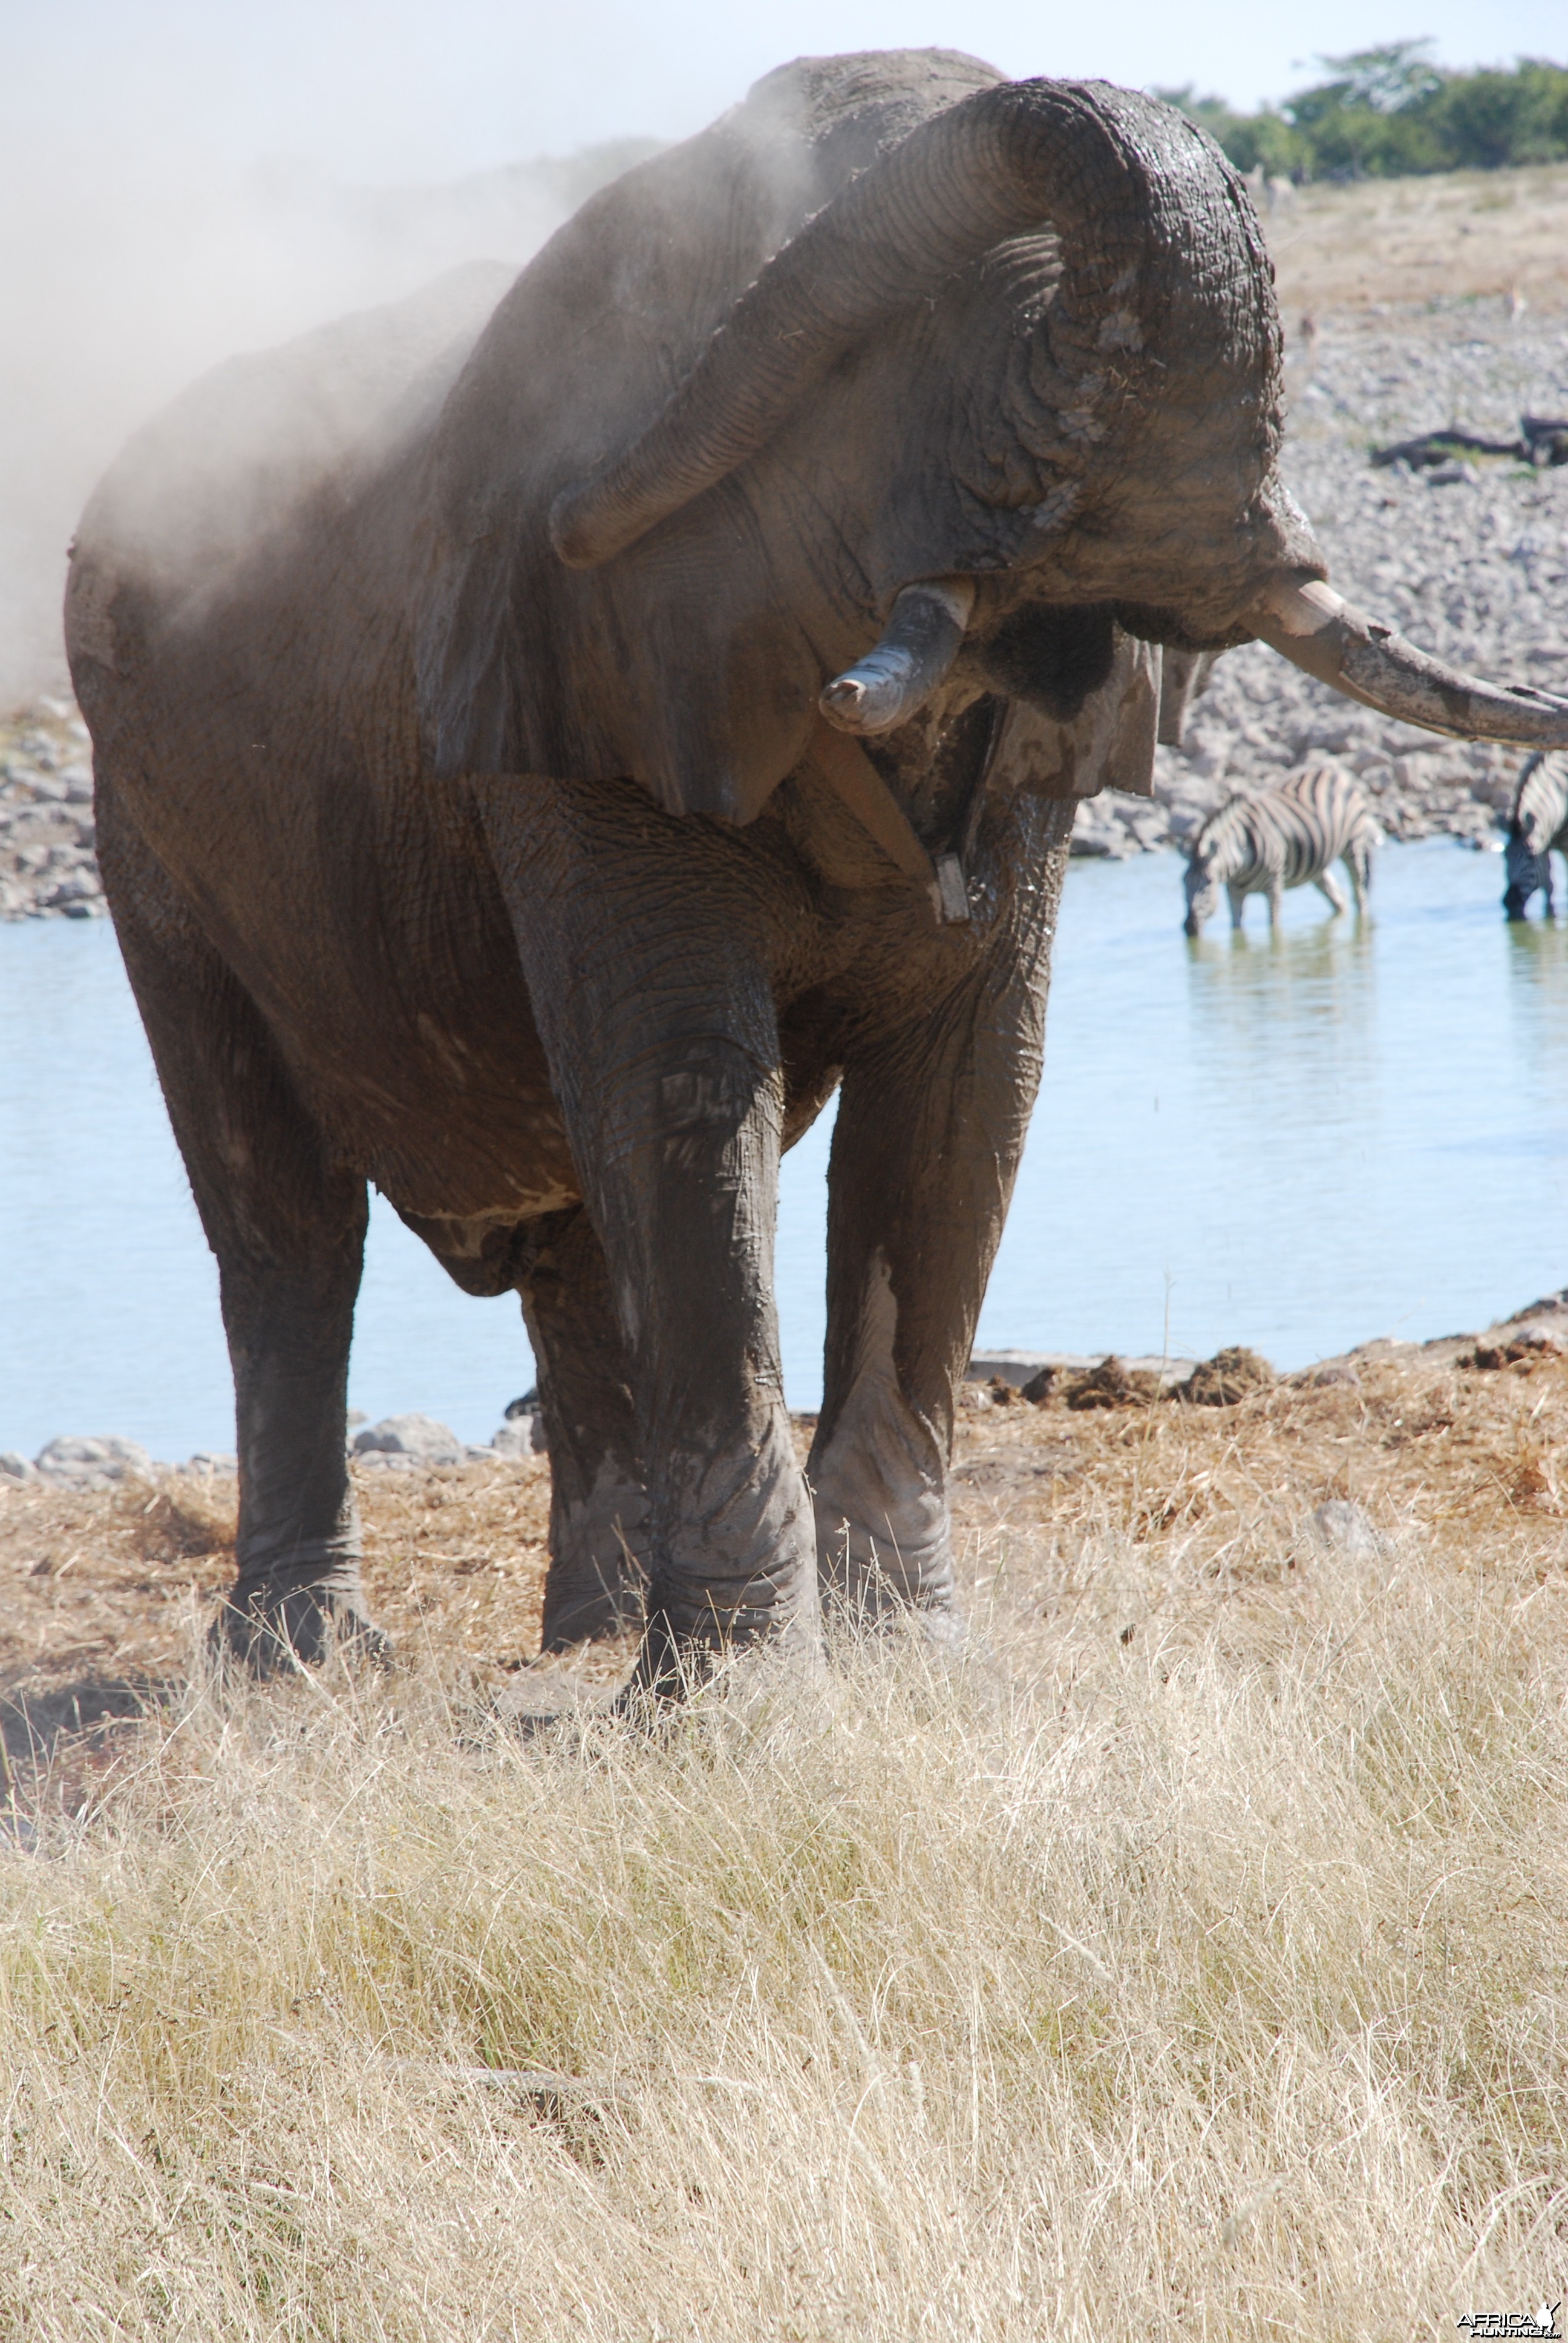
1268;160;1568;321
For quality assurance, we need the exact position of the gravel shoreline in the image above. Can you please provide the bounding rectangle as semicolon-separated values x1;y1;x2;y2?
7;1291;1561;1488
4;301;1565;919
0;699;103;919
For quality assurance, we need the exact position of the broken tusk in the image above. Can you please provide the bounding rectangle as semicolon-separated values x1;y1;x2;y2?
1255;575;1342;639
819;577;976;735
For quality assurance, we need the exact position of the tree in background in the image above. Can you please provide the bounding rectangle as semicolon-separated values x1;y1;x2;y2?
1156;43;1568;181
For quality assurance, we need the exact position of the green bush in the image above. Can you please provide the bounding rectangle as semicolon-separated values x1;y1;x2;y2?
1156;42;1568;183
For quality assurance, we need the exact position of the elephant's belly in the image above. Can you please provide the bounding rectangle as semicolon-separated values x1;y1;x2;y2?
206;837;584;1228
321;1054;580;1224
291;974;581;1228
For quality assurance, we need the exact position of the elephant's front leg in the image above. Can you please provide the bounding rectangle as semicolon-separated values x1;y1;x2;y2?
612;1042;817;1693
480;779;818;1696
809;980;1048;1636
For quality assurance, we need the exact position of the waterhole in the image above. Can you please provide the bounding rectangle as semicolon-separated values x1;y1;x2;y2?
2;838;1562;1457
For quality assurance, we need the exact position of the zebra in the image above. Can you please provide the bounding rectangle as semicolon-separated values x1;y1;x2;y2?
1503;752;1568;920
1183;764;1380;936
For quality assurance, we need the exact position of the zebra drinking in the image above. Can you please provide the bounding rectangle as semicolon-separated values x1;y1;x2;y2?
1503;752;1568;919
1183;764;1380;936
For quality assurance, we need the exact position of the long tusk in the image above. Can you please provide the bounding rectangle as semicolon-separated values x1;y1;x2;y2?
818;578;976;735
1252;574;1568;747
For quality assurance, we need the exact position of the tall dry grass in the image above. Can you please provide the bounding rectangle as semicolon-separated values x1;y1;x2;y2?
2;1501;1565;2339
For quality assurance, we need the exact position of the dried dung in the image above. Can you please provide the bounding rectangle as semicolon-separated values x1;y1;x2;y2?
1175;1347;1276;1407
1065;1356;1162;1411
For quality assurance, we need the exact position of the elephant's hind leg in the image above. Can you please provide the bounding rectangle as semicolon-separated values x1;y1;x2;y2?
98;788;373;1670
516;1207;650;1650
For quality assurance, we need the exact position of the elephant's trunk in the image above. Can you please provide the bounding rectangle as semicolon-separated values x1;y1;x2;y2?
1252;575;1568;748
1157;648;1217;748
818;578;976;734
551;79;1271;571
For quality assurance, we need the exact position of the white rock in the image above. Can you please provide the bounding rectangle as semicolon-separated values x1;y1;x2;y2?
1;1451;41;1482
353;1412;465;1464
1305;1499;1385;1557
34;1433;155;1487
492;1414;546;1458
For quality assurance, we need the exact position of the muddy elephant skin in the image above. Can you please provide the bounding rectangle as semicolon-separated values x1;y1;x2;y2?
65;50;1563;1688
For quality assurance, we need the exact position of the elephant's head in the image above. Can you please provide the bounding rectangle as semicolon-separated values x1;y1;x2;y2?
547;74;1568;798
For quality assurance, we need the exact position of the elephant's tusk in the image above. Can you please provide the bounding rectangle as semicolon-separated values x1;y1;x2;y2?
818;577;976;735
1251;574;1568;747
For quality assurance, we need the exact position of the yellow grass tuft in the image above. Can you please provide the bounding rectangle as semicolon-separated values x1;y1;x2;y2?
1;1352;1565;2336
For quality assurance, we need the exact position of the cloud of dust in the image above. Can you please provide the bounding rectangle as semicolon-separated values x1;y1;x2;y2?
0;119;659;705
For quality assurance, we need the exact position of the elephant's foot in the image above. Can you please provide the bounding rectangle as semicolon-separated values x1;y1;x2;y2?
629;1421;820;1701
539;1467;650;1650
816;1515;964;1643
811;1426;962;1640
212;1564;390;1676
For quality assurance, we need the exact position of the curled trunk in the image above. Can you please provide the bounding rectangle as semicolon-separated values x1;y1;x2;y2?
550;77;1276;573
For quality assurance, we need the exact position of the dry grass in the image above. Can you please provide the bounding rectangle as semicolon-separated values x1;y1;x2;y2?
1267;160;1568;316
1;1346;1566;2338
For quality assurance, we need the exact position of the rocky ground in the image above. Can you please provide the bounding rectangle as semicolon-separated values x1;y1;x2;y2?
0;698;102;918
0;1404;546;1492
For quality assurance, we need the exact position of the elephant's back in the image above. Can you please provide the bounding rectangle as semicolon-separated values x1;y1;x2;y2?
67;260;513;661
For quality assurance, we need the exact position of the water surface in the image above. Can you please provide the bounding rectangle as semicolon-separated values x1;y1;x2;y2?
1;839;1563;1458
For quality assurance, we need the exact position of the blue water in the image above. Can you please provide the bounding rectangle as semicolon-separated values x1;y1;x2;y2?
2;838;1564;1460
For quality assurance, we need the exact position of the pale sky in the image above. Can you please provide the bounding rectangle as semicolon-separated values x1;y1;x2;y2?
8;0;1566;182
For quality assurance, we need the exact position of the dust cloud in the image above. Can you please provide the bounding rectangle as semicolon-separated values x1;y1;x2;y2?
0;121;658;704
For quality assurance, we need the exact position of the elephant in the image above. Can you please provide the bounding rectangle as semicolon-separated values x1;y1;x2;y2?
65;50;1568;1692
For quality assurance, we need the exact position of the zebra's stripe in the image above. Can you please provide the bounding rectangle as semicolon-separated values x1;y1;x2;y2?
1186;764;1380;914
1504;751;1568;914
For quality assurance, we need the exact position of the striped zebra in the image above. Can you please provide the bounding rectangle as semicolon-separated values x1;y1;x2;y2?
1183;764;1380;936
1503;752;1568;920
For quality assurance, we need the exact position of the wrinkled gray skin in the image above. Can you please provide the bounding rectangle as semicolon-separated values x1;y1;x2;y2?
65;51;1568;1691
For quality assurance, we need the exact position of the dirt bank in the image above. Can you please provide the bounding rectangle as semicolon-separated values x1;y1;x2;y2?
0;699;101;919
1268;157;1568;318
4;1292;1562;1784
